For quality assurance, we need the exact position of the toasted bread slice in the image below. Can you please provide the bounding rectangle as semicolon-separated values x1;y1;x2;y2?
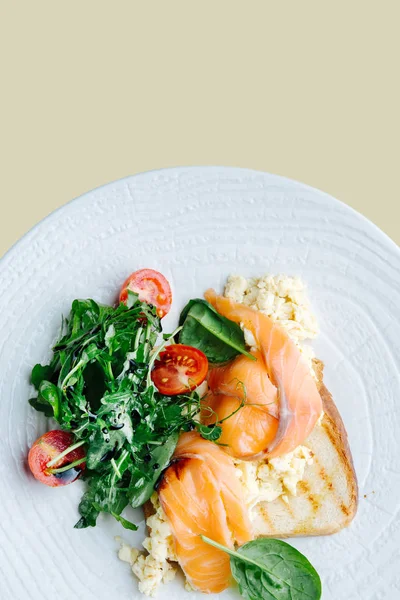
252;359;358;537
145;359;358;538
143;498;154;523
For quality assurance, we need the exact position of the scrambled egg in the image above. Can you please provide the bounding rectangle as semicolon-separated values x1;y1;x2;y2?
224;274;319;341
224;274;319;370
118;273;320;596
234;445;314;512
118;494;177;597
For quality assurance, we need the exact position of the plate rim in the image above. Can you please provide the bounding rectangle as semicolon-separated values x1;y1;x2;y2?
1;166;398;268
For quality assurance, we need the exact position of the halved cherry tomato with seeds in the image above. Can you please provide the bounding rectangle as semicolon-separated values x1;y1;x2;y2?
28;430;86;487
151;344;208;396
119;269;172;318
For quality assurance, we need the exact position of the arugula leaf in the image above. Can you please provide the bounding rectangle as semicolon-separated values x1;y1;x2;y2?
129;431;179;508
126;289;139;309
179;299;255;363
111;449;131;481
54;301;104;352
82;343;101;362
71;299;101;330
202;537;322;600
75;470;130;528
111;512;138;531
74;481;101;528
86;426;128;470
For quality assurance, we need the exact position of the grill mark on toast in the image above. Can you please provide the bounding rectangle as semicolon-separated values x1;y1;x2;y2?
301;444;354;523
313;426;356;518
291;487;322;535
319;466;334;492
298;480;310;494
340;503;351;517
307;494;321;512
321;420;339;448
297;478;322;514
313;456;336;494
256;503;276;534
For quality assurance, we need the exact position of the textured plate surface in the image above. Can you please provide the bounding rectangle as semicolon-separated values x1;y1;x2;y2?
1;167;399;600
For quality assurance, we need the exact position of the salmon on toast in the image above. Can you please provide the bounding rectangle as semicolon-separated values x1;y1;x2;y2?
203;289;323;459
159;457;233;593
203;350;279;459
173;432;253;545
158;433;252;592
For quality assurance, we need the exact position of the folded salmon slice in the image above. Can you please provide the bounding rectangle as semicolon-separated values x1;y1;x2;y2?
174;432;253;545
203;289;322;458
158;433;252;592
203;350;279;459
159;457;233;593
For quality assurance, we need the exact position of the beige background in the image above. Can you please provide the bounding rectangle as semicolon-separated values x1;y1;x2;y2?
1;0;399;258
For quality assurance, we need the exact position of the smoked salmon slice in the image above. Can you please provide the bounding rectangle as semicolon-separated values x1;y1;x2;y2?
158;433;252;592
203;289;322;459
174;432;253;545
203;351;279;459
159;457;233;593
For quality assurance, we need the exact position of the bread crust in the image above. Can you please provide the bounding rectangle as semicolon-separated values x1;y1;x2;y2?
312;359;359;531
143;499;155;523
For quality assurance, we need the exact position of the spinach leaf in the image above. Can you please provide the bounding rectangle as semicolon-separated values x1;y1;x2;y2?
179;299;254;363
28;397;54;418
202;537;321;600
129;431;179;508
31;364;54;390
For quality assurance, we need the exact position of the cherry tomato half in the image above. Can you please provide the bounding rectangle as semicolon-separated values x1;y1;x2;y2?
28;430;86;487
119;269;172;318
151;344;208;396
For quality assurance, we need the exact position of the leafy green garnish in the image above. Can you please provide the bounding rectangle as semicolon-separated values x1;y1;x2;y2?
129;431;179;508
31;364;55;390
202;537;322;600
196;424;223;441
179;299;255;363
37;381;61;420
111;513;138;531
29;294;210;531
85;425;128;470
29;396;54;418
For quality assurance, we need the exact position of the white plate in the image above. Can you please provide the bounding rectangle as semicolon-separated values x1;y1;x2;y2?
1;167;399;600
